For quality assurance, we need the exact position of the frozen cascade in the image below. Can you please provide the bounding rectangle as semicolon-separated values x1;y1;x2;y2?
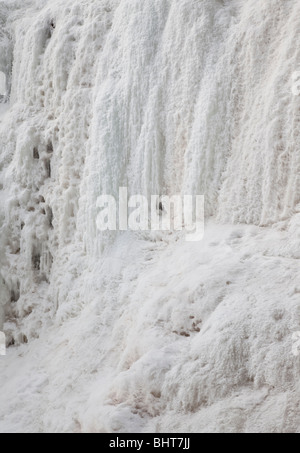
0;0;300;433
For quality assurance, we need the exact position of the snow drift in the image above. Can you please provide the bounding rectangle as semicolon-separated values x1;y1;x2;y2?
0;0;300;433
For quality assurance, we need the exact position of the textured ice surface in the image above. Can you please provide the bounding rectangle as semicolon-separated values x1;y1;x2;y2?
0;0;300;433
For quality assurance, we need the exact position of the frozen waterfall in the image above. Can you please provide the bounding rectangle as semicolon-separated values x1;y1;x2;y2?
0;0;299;433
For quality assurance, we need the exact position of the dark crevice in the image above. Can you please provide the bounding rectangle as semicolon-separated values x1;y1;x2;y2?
47;141;54;154
32;249;41;271
7;337;15;347
19;334;28;344
10;287;20;303
44;158;51;178
46;206;54;229
33;147;39;159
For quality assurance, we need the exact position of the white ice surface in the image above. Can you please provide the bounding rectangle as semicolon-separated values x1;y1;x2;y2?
0;0;300;433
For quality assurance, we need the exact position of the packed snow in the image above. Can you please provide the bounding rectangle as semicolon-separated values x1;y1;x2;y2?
0;0;300;433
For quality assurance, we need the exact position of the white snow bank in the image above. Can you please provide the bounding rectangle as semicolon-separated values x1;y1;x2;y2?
1;223;300;433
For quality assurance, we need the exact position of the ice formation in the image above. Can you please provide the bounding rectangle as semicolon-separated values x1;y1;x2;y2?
0;0;300;433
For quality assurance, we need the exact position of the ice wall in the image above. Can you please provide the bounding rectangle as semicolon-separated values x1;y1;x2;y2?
1;0;299;258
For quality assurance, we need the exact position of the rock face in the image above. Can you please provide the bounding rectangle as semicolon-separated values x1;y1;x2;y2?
0;0;299;433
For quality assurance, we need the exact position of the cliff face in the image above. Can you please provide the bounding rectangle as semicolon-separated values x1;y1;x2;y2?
0;0;299;433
